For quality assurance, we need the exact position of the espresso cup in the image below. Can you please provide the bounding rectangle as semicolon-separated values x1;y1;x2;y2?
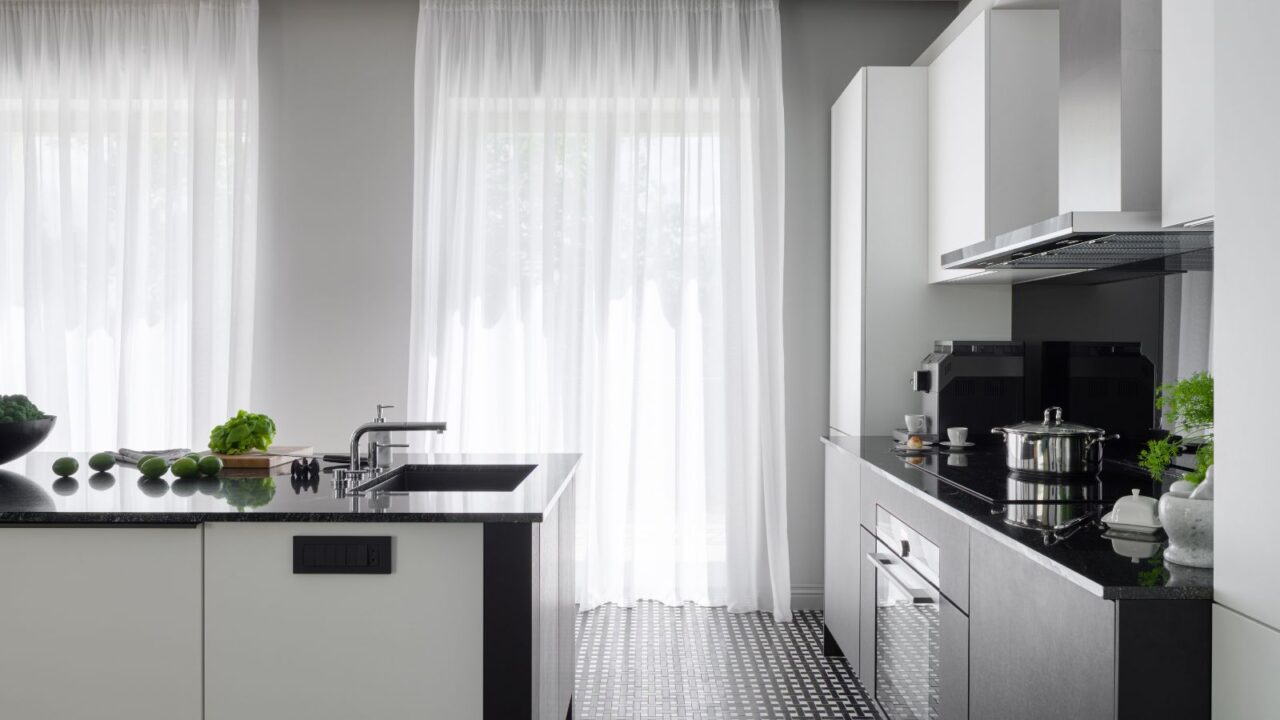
904;414;928;433
947;427;969;445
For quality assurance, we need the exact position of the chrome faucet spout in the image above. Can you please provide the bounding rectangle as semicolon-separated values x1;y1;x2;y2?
348;420;447;472
333;417;447;498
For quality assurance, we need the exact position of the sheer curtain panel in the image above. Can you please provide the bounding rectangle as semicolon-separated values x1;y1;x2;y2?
409;0;791;619
0;0;259;451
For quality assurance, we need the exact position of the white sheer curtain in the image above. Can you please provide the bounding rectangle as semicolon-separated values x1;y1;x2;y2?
410;0;791;619
0;0;258;452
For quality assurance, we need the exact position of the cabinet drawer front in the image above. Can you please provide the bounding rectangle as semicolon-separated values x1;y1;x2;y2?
859;461;970;613
204;522;484;720
0;527;203;720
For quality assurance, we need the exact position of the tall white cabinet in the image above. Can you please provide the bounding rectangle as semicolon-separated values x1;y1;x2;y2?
829;66;1011;440
1213;0;1280;716
926;9;1059;284
1163;0;1215;227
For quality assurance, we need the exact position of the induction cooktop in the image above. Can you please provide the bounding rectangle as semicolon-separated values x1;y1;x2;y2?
895;446;1163;506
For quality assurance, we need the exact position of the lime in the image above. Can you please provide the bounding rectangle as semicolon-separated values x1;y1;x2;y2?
51;457;79;477
139;457;169;479
137;454;159;467
185;453;201;462
88;452;116;472
171;457;200;479
198;455;224;476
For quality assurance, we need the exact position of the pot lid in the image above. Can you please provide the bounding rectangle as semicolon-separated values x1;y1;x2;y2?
999;407;1107;436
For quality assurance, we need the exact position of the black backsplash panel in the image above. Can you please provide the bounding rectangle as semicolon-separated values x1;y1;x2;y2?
1012;277;1164;431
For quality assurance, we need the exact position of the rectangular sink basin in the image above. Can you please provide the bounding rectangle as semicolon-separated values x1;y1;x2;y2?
371;464;536;493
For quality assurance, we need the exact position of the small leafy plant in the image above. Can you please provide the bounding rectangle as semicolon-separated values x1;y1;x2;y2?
208;410;277;455
1139;372;1213;484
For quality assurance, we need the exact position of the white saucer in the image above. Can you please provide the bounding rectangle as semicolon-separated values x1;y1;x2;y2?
894;445;936;453
939;441;975;448
1101;512;1162;535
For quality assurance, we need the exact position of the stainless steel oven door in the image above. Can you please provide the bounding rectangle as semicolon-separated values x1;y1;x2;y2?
867;542;941;720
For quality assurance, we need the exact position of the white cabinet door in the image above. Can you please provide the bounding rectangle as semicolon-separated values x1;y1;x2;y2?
928;14;988;284
0;527;203;720
830;73;865;436
927;10;1058;284
203;522;484;720
1162;0;1214;227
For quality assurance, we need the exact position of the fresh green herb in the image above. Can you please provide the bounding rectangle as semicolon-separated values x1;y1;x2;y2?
215;477;276;512
1139;372;1214;484
208;410;277;456
0;394;44;423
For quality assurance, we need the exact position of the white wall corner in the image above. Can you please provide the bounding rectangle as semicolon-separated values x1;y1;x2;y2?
792;584;824;612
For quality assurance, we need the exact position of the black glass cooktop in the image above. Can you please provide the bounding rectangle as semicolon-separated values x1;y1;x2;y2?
893;445;1163;506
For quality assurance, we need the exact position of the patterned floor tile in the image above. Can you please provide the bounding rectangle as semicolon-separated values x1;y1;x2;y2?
575;601;881;720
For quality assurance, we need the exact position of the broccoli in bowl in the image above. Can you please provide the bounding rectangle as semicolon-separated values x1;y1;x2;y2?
0;394;46;424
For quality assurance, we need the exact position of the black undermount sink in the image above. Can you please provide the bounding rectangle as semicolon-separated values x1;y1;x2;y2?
371;464;536;493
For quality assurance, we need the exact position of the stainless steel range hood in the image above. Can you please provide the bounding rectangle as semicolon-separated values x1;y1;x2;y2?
942;0;1213;276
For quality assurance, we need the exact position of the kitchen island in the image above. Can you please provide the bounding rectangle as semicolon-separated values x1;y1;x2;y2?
823;435;1211;720
0;451;579;720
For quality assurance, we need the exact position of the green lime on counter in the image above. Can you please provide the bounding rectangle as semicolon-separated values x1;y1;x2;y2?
139;457;169;478
185;453;201;462
197;455;224;476
88;452;116;472
52;457;79;477
137;454;159;467
171;457;200;479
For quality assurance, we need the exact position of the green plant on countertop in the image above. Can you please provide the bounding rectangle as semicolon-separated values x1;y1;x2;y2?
214;477;276;512
208;410;277;455
0;394;44;423
1139;372;1214;484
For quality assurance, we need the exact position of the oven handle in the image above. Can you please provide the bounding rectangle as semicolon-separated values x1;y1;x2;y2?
865;552;936;605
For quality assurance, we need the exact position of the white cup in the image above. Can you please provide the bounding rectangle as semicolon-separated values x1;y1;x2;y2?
905;414;928;433
947;427;969;445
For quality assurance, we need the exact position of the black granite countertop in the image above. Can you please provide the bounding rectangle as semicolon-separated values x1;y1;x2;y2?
823;435;1212;601
0;452;580;524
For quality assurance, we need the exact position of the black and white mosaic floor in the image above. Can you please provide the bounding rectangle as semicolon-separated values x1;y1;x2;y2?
574;602;881;720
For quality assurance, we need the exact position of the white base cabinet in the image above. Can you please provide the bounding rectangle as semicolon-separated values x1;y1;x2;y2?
203;522;485;720
0;527;203;720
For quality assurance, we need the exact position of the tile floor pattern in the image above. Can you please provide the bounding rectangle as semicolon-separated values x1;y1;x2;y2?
574;601;882;720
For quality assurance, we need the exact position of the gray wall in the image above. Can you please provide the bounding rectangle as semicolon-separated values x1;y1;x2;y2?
252;0;419;448
780;0;956;607
251;0;957;606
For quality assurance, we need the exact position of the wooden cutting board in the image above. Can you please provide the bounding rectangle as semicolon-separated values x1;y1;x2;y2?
215;446;312;469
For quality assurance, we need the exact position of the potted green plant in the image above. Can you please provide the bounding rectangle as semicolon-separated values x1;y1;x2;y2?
1139;372;1214;484
1140;372;1215;568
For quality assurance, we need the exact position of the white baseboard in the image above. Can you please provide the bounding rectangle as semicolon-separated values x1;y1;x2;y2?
791;584;824;611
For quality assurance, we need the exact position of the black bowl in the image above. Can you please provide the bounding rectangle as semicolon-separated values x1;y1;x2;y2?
0;416;57;466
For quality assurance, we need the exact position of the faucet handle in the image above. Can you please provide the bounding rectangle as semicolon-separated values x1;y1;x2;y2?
375;404;395;422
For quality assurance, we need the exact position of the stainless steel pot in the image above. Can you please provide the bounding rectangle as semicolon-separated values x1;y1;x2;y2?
991;406;1118;474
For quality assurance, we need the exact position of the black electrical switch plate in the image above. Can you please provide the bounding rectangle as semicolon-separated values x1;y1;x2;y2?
293;536;392;574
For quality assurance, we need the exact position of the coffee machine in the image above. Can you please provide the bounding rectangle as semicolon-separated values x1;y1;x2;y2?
907;340;1025;445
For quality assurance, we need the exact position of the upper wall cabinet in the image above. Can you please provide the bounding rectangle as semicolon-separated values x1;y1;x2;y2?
1162;0;1214;227
927;10;1059;284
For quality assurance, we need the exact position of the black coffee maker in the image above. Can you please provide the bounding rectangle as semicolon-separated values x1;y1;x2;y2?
910;340;1025;446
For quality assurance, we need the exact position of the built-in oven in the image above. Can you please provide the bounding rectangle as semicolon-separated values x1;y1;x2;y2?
866;507;968;720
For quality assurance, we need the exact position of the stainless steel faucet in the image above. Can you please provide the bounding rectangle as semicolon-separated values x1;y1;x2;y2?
333;407;446;497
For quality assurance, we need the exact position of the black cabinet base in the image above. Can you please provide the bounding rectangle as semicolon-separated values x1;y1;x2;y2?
823;624;845;658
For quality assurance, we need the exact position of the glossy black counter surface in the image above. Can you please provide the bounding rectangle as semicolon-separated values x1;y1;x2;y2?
0;452;580;524
824;435;1212;601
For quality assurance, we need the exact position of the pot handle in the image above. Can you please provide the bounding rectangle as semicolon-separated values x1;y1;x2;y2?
991;427;1006;435
1087;433;1121;448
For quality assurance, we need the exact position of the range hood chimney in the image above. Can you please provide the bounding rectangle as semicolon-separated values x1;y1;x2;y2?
942;0;1212;275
